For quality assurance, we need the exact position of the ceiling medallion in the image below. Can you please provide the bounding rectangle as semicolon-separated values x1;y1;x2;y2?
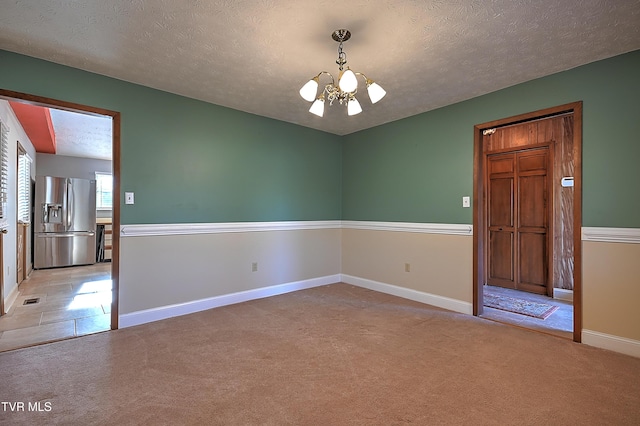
299;29;386;117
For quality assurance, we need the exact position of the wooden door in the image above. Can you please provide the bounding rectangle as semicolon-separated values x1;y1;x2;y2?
487;147;551;295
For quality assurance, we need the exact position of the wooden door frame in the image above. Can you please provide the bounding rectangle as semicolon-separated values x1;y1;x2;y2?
473;101;583;342
0;89;121;330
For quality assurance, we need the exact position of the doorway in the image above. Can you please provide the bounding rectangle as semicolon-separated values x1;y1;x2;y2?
473;102;582;342
0;88;120;351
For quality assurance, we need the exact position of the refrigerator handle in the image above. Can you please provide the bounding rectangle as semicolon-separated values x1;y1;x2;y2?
66;179;72;230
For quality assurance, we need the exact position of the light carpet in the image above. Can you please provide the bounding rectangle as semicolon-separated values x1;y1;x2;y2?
0;283;639;425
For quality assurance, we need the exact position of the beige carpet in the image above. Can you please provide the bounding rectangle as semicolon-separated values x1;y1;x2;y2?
1;283;639;425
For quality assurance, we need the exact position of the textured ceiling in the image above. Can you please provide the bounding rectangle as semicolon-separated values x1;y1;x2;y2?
1;0;640;138
49;109;112;161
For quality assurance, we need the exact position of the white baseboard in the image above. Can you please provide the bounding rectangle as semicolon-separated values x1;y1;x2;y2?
553;288;573;302
341;274;473;315
120;274;341;328
3;284;19;313
582;329;640;358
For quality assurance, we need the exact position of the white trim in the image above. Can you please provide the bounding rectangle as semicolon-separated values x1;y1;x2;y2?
4;283;19;313
120;221;473;237
121;220;341;237
341;274;473;315
582;329;640;358
342;221;473;235
553;288;573;302
581;227;640;244
119;274;340;328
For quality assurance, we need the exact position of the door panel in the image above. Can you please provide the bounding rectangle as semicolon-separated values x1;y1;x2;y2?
518;152;547;172
489;231;513;282
489;178;513;227
518;232;547;290
517;149;549;294
519;175;546;228
489;156;514;174
487;153;515;288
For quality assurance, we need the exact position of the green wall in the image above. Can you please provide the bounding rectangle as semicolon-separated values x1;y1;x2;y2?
0;50;342;224
342;49;640;228
2;49;639;227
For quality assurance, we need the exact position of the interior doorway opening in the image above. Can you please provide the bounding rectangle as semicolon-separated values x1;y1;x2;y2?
473;102;582;342
0;88;120;352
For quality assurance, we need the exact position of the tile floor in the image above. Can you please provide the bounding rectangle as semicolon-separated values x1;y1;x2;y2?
0;263;112;352
480;284;573;339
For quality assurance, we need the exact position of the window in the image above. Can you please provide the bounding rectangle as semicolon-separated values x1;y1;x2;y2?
95;172;113;210
0;119;8;221
17;146;32;223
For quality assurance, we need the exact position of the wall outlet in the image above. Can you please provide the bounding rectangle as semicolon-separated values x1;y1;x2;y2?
404;263;410;272
462;196;471;208
251;262;258;272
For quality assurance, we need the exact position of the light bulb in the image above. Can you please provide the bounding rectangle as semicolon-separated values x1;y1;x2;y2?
347;97;362;116
299;78;319;102
367;81;386;104
309;97;325;117
338;69;358;93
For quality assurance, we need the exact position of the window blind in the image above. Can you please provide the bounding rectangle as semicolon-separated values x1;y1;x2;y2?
0;119;9;220
95;172;113;210
18;148;32;223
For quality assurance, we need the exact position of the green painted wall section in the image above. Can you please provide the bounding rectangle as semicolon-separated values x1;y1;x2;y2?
0;50;342;224
2;49;638;227
342;50;640;228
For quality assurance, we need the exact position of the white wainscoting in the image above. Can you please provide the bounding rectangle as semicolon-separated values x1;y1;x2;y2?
116;221;640;358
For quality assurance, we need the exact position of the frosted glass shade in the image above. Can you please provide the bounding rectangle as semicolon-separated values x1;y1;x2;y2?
299;78;319;102
309;98;325;117
347;97;362;116
367;82;386;104
338;69;358;93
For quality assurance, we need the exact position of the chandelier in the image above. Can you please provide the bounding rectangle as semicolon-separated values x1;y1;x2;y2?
299;29;386;117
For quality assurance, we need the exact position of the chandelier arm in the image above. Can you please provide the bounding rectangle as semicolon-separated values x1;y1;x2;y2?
354;72;374;85
317;71;336;86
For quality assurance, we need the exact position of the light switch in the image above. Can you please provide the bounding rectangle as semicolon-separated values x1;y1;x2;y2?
125;192;135;205
462;196;470;208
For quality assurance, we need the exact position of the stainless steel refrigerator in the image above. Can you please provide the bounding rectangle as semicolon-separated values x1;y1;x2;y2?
34;176;97;269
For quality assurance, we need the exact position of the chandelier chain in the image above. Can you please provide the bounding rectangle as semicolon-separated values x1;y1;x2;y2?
336;42;347;71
